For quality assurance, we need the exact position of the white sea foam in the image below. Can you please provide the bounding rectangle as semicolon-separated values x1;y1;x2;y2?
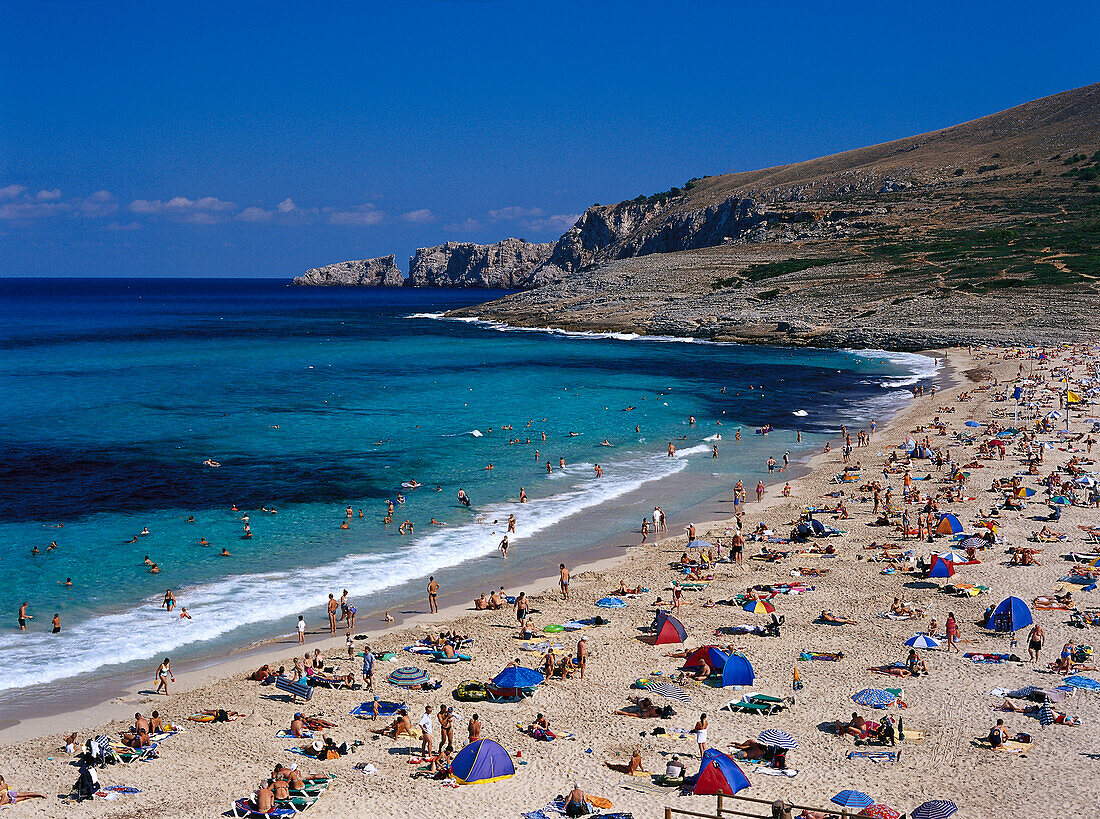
0;446;702;692
792;410;809;417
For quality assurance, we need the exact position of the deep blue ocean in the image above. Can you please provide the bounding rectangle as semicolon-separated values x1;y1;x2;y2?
0;278;936;705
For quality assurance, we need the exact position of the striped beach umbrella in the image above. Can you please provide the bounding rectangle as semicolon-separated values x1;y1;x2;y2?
1014;487;1036;498
858;806;901;819
387;667;429;688
936;550;968;564
1038;702;1055;727
643;680;692;704
743;599;776;615
852;688;896;708
831;790;874;809
905;633;941;649
958;535;986;550
757;729;797;749
911;800;958;819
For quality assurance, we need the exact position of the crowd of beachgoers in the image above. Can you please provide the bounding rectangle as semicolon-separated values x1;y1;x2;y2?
2;344;1099;819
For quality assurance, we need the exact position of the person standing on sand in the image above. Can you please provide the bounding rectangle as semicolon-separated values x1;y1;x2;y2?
467;713;481;743
154;657;173;696
577;636;587;679
327;594;338;636
560;564;570;599
732;531;744;566
945;612;960;653
756;481;765;502
1027;623;1045;662
427;576;440;613
362;644;375;691
641;518;649;544
418;705;434;756
693;713;708;756
297;615;305;645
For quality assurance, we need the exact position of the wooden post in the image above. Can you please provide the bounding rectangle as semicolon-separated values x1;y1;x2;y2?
665;808;672;819
718;793;725;815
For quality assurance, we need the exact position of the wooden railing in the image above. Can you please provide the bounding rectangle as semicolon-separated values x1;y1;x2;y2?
664;792;859;819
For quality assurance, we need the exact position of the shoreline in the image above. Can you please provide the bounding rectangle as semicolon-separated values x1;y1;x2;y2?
0;348;945;741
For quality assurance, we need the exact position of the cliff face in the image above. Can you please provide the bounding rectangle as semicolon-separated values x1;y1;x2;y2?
408;238;554;288
292;255;405;287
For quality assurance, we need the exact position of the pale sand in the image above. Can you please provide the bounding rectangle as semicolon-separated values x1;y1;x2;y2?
3;346;1099;819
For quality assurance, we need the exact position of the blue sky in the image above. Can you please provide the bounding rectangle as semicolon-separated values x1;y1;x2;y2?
1;0;1098;278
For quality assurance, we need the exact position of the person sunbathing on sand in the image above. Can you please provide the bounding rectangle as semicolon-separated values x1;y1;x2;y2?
819;610;857;625
614;696;662;718
890;598;914;616
836;712;868;738
289;713;308;738
371;709;412;738
0;776;45;805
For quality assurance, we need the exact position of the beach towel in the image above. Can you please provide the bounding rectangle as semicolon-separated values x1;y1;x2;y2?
878;611;921;620
350;701;405;719
799;651;843;661
276;730;313;739
753;766;798;777
965;652;1015;664
847;750;900;762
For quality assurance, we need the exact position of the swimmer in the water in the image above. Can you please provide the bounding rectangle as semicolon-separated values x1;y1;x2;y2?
569;432;579;437
31;545;40;556
59;577;72;587
139;527;150;536
199;538;209;546
47;541;58;551
384;611;394;623
601;439;612;446
220;548;231;556
179;607;191;619
149;563;161;574
186;515;195;522
340;521;350;530
144;556;154;565
430;518;445;526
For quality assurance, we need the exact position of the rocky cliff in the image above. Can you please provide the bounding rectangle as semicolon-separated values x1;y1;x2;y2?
292;255;405;287
408;238;555;288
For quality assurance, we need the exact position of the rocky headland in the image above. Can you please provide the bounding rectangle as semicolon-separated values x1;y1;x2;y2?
292;255;405;287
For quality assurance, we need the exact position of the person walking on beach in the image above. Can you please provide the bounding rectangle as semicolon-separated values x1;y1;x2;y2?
756;481;765;502
514;592;529;624
427;577;440;613
362;644;375;691
327;594;338;635
641;518;649;544
1027;623;1045;662
163;589;175;612
297;615;306;645
560;564;570;600
17;602;31;631
154;657;173;696
693;713;708;757
418;705;434;756
945;612;960;653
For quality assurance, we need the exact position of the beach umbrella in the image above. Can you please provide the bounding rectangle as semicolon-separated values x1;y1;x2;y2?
905;633;941;649
911;800;958;819
936;550;968;563
959;535;986;550
859;806;900;819
1063;675;1100;691
449;739;515;784
491;666;544;689
1049;496;1071;505
692;748;750;796
643;680;692;704
596;596;627;608
965;420;981;427
852;688;896;708
989;596;1033;632
1014;487;1036;498
831;790;875;809
1038;702;1055;727
387;667;429;688
743;599;776;615
687;539;713;550
758;729;797;749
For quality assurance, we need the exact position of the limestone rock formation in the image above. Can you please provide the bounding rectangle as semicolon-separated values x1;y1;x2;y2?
408;238;554;288
292;255;405;287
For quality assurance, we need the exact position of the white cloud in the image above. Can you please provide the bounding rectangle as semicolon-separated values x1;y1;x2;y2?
400;208;435;225
129;195;237;224
276;198;297;213
444;217;481;233
488;206;545;221
0;184;27;200
522;213;580;233
236;206;273;223
327;204;385;226
35;189;62;202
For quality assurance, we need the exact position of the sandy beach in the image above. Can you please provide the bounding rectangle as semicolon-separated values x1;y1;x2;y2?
3;345;1098;819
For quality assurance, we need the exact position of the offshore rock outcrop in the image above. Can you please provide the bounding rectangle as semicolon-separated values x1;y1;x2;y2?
292;255;405;287
408;238;554;288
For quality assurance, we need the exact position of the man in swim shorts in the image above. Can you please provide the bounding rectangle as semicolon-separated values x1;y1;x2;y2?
427;577;439;613
560;564;570;599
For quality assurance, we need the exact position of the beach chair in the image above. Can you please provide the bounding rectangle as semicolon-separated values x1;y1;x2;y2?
275;675;314;702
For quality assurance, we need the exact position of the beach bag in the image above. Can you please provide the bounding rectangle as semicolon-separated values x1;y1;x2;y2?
214;708;229;723
72;764;99;801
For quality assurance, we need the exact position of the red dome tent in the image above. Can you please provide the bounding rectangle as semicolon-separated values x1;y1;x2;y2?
652;610;687;645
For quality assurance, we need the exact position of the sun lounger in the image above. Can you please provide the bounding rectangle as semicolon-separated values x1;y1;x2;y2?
275;676;314;702
847;750;901;762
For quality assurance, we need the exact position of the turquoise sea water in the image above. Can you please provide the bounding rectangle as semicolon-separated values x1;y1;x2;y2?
0;279;936;708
